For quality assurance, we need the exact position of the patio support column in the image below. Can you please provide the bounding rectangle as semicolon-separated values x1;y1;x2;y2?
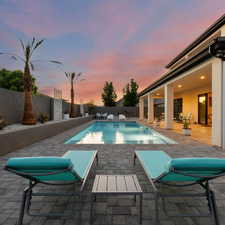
164;84;174;129
147;93;154;123
139;97;144;120
212;59;225;147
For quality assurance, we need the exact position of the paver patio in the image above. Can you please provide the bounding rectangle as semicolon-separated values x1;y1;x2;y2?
1;120;225;225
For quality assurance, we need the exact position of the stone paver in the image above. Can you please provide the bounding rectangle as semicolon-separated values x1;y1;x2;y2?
0;120;225;225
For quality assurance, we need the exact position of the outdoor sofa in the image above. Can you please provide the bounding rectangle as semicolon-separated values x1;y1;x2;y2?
134;150;225;225
5;150;98;225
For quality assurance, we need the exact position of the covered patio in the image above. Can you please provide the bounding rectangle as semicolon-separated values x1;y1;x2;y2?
139;15;225;148
140;62;213;145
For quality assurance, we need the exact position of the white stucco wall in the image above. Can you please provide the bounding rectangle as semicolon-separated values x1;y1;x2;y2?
175;85;212;123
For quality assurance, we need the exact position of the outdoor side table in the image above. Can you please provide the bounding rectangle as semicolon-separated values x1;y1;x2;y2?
91;174;143;224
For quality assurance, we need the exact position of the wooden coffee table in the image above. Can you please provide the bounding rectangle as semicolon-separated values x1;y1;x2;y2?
91;175;143;224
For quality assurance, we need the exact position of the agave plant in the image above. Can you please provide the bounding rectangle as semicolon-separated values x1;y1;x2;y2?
0;38;61;125
65;72;83;118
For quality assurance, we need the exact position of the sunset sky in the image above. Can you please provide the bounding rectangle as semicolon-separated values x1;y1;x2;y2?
0;0;225;105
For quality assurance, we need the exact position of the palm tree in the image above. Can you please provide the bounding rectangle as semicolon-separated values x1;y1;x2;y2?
65;72;83;118
0;37;61;125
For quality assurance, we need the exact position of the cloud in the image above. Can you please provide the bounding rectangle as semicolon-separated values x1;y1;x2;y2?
1;0;225;105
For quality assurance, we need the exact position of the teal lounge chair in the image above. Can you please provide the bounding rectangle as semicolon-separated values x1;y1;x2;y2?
5;150;98;225
134;150;225;225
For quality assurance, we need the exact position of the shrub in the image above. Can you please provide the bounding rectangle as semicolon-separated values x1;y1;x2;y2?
38;113;49;124
0;116;6;130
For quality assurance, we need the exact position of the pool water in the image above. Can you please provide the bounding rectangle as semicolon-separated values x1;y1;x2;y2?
65;121;176;144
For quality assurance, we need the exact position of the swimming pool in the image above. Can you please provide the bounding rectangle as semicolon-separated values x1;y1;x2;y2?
65;121;176;144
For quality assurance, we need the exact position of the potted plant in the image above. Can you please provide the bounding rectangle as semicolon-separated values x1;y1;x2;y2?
38;113;49;124
0;116;6;130
182;117;191;136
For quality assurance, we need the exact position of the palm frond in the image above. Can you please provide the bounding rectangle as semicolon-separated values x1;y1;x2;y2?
0;52;25;62
19;39;25;53
31;37;35;47
65;72;70;78
30;62;35;71
11;55;18;60
49;60;62;64
33;39;44;51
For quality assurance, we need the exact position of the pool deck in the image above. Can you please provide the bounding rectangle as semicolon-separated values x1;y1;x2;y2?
1;120;225;225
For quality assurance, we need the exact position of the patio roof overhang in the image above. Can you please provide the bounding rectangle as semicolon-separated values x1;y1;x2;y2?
166;14;225;69
138;47;212;97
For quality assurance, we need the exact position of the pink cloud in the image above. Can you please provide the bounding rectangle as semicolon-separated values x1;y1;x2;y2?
5;0;224;105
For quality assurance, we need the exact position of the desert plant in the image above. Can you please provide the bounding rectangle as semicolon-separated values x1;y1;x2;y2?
65;72;83;118
182;117;191;129
0;37;61;125
38;113;49;124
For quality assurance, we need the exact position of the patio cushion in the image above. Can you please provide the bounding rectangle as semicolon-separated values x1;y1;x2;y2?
169;158;225;171
5;150;97;182
135;151;225;182
6;157;72;171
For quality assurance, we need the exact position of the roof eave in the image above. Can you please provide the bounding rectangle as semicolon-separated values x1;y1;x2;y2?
166;13;225;69
138;48;211;97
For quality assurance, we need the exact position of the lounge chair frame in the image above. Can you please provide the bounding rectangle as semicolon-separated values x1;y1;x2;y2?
5;152;98;225
134;152;223;225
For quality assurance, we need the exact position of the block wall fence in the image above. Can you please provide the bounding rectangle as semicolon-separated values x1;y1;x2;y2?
0;88;139;124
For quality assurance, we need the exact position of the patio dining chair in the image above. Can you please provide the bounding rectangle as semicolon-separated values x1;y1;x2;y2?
5;150;98;225
134;150;225;225
118;114;126;120
102;113;108;120
96;113;101;119
107;114;114;120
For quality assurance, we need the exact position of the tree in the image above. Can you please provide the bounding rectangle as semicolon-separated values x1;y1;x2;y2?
123;78;139;106
65;72;83;118
0;37;61;125
0;69;38;94
101;81;117;106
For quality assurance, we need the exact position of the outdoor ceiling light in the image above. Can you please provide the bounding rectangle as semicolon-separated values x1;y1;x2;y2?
209;37;225;60
177;84;182;88
200;75;205;80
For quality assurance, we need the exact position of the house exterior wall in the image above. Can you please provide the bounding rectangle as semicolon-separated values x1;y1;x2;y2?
175;85;212;123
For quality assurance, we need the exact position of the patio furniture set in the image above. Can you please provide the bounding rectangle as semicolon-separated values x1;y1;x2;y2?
4;150;225;225
95;113;126;120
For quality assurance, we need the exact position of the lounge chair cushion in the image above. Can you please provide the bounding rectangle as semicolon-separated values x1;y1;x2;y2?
6;150;97;182
6;157;72;171
135;151;225;182
169;158;225;171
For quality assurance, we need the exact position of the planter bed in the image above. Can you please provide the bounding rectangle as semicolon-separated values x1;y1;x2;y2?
0;117;92;155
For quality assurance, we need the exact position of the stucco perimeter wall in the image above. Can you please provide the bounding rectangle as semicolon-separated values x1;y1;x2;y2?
0;88;81;124
0;88;52;124
175;85;211;123
0;117;92;156
93;106;139;117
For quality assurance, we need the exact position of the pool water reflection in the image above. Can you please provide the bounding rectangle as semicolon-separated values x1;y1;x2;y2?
65;121;177;144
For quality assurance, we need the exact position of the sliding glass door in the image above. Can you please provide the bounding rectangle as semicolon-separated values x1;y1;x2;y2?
198;93;208;125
